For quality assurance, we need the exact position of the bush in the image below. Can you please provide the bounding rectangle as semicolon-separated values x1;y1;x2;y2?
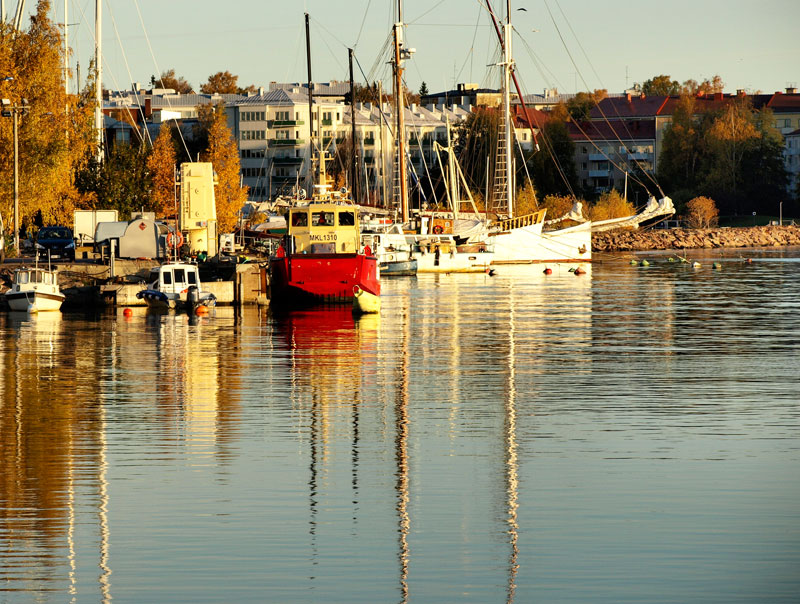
685;196;719;228
588;189;635;221
541;194;578;220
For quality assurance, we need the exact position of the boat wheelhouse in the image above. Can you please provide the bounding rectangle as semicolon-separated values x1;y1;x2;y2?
4;266;65;312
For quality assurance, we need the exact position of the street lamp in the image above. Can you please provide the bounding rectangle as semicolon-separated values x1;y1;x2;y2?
1;94;28;256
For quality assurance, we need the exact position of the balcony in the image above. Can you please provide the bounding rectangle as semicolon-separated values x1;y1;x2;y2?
267;120;305;127
363;138;375;146
269;139;304;147
627;152;650;161
272;156;304;165
588;153;607;162
322;119;332;126
272;174;299;182
588;169;611;178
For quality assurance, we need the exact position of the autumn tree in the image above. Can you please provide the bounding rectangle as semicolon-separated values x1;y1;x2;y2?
0;0;95;233
566;90;606;121
200;71;239;94
528;116;578;197
148;123;177;217
681;75;724;95
153;69;193;94
76;144;151;219
588;189;635;221
199;104;248;232
684;196;719;228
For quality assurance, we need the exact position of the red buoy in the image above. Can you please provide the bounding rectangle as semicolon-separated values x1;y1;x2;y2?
543;267;552;275
123;308;133;317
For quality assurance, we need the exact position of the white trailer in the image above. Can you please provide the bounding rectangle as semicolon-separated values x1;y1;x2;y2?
74;210;119;245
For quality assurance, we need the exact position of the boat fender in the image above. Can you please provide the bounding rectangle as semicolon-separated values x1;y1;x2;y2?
275;246;286;258
364;245;372;256
543;267;552;275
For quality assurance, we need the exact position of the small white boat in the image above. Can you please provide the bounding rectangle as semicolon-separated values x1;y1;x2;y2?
136;262;216;311
4;266;65;312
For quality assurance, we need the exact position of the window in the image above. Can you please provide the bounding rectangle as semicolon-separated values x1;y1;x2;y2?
275;130;290;140
173;269;186;284
188;272;197;285
312;211;334;226
291;212;308;227
241;130;265;140
275;110;290;121
162;272;172;285
338;211;355;226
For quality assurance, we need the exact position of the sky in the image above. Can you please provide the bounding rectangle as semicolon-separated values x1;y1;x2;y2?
9;0;800;97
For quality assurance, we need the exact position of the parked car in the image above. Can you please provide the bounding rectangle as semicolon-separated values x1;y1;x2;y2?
36;226;76;261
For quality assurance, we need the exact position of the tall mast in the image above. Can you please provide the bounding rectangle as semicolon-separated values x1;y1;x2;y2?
348;48;359;204
64;0;68;96
393;23;408;223
94;0;102;161
502;5;513;217
305;13;315;191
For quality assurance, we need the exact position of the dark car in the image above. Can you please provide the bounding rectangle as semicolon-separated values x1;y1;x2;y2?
36;226;76;261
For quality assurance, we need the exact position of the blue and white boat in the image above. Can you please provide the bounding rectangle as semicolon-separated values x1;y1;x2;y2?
136;262;216;311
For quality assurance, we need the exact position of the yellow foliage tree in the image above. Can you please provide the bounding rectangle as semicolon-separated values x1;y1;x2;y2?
200;104;248;232
200;71;239;94
541;194;578;221
685;196;719;228
588;189;635;221
147;123;177;217
0;0;95;233
514;182;539;215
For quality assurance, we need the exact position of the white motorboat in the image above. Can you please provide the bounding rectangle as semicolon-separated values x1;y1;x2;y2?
136;262;216;311
4;266;65;312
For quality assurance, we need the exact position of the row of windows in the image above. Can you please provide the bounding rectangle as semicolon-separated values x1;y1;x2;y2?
290;210;354;227
241;111;266;122
242;167;267;178
241;149;266;158
241;130;265;140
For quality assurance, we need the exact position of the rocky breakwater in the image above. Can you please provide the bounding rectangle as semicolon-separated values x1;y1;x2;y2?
592;225;800;252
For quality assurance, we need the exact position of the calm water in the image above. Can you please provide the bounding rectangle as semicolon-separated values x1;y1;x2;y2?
1;248;799;603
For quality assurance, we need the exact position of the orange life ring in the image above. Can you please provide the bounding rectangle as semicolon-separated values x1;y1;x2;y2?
167;231;184;248
432;224;444;235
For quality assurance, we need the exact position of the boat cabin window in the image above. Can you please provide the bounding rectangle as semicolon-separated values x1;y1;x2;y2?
17;271;29;284
338;211;355;226
162;271;172;285
187;271;197;285
312;211;334;227
173;268;186;284
291;211;308;227
43;273;52;285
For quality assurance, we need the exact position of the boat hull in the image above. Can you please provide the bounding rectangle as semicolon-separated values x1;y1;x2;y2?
380;259;418;276
269;253;380;307
488;222;592;263
5;291;64;312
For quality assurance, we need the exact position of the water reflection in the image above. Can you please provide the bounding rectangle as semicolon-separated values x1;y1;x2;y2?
2;250;800;601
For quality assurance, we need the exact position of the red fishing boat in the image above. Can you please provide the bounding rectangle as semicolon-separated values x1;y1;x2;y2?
269;186;380;307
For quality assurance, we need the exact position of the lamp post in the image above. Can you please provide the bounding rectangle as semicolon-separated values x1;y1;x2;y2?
1;95;28;256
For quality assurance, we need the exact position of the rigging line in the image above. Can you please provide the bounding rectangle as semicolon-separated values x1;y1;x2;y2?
131;0;191;161
353;0;372;48
105;0;151;147
406;0;448;24
543;0;657;196
71;0;144;147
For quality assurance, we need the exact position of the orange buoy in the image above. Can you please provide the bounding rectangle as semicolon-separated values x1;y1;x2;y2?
543;267;552;275
195;305;209;315
123;308;133;317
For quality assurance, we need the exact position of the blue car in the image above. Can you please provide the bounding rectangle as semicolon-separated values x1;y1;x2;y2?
36;226;76;261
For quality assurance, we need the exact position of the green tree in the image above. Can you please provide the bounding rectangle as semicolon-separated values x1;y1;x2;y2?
199;104;248;232
76;144;151;219
528;117;578;197
419;81;429;96
641;75;681;96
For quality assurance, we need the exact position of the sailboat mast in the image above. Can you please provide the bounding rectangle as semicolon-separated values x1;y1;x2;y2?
305;13;315;191
95;0;102;161
393;23;408;223
502;6;513;217
349;48;359;204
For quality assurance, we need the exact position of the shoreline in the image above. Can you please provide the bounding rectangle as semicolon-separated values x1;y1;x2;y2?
592;225;800;252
